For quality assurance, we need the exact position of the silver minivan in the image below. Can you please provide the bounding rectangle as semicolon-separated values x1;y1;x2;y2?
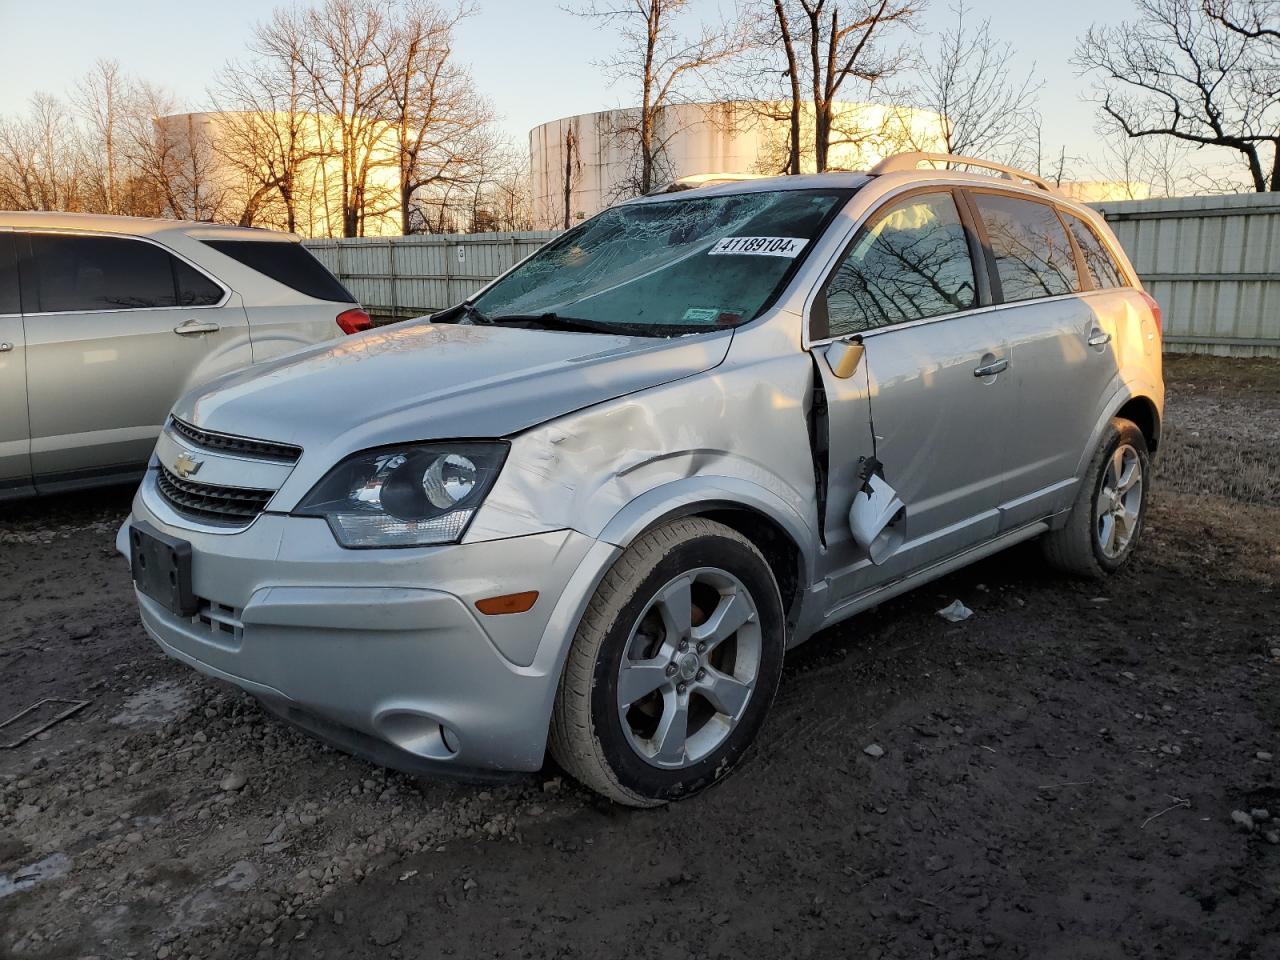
119;154;1164;806
1;213;368;499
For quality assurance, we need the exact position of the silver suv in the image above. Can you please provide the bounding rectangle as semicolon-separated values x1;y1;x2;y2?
119;154;1164;806
1;213;368;499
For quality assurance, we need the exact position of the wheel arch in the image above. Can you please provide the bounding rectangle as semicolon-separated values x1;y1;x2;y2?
596;482;815;639
1114;394;1161;454
1075;387;1163;482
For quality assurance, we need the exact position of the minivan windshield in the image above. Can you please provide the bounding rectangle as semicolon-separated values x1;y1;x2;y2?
465;188;851;335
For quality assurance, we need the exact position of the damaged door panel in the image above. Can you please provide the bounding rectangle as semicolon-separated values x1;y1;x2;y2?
806;188;1014;607
808;340;878;581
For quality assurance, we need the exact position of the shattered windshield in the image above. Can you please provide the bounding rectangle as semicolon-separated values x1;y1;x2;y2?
468;188;851;334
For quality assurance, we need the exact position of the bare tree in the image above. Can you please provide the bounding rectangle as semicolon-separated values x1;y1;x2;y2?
1076;0;1280;192
1090;129;1192;197
905;3;1041;165
214;18;322;232
0;94;85;211
761;1;923;173
73;59;129;214
572;1;747;196
0;97;77;211
771;0;804;174
260;0;397;236
1204;0;1280;43
377;1;495;234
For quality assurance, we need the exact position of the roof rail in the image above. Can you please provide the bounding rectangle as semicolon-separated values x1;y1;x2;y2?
870;152;1055;193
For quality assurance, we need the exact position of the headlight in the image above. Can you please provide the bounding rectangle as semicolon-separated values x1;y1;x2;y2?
294;442;508;548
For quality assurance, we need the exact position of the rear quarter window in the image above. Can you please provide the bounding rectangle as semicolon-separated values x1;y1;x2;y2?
201;239;354;303
1065;215;1129;290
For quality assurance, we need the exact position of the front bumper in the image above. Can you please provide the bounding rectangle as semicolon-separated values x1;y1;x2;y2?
119;480;619;773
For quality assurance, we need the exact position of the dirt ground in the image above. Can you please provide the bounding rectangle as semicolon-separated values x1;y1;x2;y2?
1;354;1278;960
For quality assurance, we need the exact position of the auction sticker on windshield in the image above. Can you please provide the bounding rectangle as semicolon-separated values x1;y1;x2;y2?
708;236;808;258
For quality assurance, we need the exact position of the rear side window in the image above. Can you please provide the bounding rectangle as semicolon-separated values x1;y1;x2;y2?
174;259;224;306
201;239;353;302
0;234;18;314
1065;215;1128;290
817;191;977;339
21;233;208;312
972;193;1078;303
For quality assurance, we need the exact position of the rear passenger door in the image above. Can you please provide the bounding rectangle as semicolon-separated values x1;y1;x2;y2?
811;188;1013;603
964;191;1120;529
0;230;32;497
18;232;253;486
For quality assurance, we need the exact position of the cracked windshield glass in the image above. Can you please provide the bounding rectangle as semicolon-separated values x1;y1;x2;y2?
470;189;851;333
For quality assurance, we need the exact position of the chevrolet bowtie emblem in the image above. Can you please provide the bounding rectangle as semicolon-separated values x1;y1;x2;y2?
173;450;204;479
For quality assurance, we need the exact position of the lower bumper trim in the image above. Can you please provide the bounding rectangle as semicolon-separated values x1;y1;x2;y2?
255;696;529;785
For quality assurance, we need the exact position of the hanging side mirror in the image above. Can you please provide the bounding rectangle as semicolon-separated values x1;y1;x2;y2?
825;339;865;379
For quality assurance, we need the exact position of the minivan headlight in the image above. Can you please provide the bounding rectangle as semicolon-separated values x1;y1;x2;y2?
295;442;508;547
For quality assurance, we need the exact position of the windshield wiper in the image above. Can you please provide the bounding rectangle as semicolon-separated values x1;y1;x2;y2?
430;303;494;325
488;312;625;335
434;304;712;338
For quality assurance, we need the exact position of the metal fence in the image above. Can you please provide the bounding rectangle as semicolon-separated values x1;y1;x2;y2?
304;231;560;321
306;194;1280;357
1093;193;1280;357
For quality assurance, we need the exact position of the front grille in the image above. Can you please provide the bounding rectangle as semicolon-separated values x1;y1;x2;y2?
156;466;274;526
170;418;302;463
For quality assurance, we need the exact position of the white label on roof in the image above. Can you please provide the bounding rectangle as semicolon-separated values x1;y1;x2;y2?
708;236;808;258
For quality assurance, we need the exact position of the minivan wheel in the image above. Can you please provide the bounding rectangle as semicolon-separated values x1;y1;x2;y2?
1042;417;1150;578
549;517;785;807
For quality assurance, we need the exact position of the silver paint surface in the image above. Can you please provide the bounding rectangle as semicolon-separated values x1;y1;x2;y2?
122;169;1165;774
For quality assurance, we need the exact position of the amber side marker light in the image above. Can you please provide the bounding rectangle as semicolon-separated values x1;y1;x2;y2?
475;591;539;615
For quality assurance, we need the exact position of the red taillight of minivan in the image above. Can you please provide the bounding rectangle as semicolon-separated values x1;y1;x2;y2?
337;308;372;335
1139;291;1162;337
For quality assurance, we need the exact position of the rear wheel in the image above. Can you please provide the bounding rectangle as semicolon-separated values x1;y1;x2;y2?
1042;417;1150;578
549;518;785;806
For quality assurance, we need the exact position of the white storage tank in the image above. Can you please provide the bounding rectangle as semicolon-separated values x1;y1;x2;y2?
529;100;949;227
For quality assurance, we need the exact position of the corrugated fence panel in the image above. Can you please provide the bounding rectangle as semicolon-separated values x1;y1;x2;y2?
304;231;561;321
1093;193;1280;357
308;203;1280;356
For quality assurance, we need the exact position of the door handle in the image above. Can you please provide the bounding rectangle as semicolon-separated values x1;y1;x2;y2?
1087;330;1112;347
973;357;1008;378
0;342;12;353
173;319;220;335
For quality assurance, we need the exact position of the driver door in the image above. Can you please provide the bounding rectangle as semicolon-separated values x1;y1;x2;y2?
810;189;1014;606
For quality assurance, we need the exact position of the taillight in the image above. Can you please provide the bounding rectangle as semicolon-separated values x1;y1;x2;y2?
1139;291;1162;336
336;308;372;335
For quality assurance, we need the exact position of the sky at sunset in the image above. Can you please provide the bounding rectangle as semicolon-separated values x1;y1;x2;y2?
0;0;1141;176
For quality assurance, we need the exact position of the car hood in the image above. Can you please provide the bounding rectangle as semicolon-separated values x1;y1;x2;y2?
175;319;732;458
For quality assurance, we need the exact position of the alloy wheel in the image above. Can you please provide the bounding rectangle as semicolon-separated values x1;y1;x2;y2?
1096;442;1143;559
616;567;762;769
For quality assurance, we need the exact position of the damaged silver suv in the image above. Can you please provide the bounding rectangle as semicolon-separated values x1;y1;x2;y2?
120;153;1164;806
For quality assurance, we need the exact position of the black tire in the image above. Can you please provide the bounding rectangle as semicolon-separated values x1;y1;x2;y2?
1042;417;1150;578
548;517;785;807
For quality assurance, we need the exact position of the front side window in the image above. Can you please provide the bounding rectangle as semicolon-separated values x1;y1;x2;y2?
471;189;850;334
1065;215;1128;290
23;234;195;312
972;193;1078;303
817;191;977;339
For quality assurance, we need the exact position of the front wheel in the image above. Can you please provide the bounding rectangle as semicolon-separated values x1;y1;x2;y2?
549;517;785;806
1042;417;1150;578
